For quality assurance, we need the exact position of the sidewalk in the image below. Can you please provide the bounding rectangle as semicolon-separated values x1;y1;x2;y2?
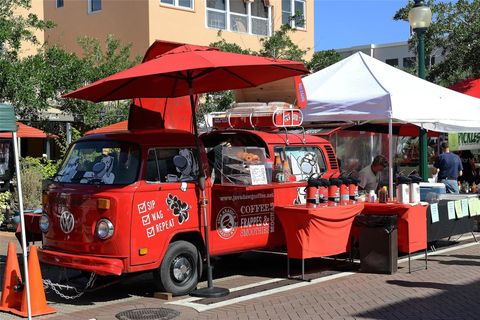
47;240;480;320
1;231;480;319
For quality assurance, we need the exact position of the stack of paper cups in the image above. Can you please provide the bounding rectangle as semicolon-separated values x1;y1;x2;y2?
409;183;420;203
396;184;410;204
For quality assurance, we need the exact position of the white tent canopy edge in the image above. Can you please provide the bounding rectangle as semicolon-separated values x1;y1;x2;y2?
303;52;480;198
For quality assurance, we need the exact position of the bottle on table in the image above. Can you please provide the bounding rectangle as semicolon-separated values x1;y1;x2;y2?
273;155;284;182
282;159;292;182
379;186;388;203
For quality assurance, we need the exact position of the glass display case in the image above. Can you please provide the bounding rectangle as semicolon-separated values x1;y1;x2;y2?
221;147;270;185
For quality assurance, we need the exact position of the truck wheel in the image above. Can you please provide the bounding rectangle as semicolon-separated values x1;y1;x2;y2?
154;241;199;296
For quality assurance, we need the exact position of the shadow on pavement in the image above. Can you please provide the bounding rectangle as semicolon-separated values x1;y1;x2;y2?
355;278;480;319
209;250;359;280
425;257;480;267
38;250;358;305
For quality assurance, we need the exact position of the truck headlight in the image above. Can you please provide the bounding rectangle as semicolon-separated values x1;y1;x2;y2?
39;214;49;233
96;219;114;239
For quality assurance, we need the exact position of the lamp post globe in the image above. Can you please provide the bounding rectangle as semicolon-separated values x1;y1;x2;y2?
409;0;432;181
408;1;432;30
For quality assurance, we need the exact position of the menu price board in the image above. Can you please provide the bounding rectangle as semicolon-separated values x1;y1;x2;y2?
249;164;268;185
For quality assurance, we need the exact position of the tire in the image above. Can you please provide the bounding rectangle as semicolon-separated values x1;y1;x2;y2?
154;240;199;296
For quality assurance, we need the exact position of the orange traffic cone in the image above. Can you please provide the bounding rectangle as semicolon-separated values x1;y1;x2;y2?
0;241;23;312
10;245;56;317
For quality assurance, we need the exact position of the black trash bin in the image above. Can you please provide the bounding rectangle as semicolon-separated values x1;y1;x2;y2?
355;214;398;274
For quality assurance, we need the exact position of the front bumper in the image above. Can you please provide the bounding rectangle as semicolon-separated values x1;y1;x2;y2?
38;248;125;276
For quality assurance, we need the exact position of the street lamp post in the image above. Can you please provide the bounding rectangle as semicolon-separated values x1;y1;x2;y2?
409;0;432;181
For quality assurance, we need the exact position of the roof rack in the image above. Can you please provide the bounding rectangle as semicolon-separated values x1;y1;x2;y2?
210;102;303;131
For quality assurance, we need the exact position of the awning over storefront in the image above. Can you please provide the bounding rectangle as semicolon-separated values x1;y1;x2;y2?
84;120;128;135
0;122;50;138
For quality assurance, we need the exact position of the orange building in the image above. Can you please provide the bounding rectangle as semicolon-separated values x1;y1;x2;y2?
24;0;314;59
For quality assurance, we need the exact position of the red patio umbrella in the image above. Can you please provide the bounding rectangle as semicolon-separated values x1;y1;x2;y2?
449;78;480;98
64;42;309;298
65;44;308;102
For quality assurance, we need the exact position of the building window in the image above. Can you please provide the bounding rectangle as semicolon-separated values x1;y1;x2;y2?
403;57;416;69
56;0;64;8
206;0;271;36
282;0;306;29
88;0;102;13
251;0;269;36
385;58;399;67
160;0;194;9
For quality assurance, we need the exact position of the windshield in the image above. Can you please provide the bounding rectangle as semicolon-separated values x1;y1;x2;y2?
54;140;140;185
274;146;327;181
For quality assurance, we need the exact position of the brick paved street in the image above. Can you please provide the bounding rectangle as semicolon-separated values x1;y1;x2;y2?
2;231;480;320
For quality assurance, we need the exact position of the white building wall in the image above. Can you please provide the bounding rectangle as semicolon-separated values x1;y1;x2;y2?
336;41;443;69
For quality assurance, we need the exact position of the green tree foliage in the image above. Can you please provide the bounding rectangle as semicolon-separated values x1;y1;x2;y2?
210;34;254;55
259;23;307;62
0;0;54;104
394;0;480;86
203;23;309;119
6;35;140;129
307;49;342;73
0;0;54;61
1;0;140;132
63;35;141;129
8;46;85;119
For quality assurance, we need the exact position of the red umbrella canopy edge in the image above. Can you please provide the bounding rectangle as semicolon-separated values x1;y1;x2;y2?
64;44;309;102
449;78;480;99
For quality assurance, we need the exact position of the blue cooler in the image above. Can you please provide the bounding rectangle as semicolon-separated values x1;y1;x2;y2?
419;182;446;201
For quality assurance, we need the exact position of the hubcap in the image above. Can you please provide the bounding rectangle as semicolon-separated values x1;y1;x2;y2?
171;256;192;283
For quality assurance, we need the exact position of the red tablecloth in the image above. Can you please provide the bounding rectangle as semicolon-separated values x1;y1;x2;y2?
275;202;365;259
361;202;428;253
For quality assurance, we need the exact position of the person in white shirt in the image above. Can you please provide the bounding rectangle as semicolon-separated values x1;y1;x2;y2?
358;155;388;192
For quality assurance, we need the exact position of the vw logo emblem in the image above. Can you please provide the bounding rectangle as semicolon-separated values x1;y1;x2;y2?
59;211;75;234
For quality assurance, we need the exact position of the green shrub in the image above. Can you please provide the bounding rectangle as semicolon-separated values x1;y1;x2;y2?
10;157;55;211
22;157;59;179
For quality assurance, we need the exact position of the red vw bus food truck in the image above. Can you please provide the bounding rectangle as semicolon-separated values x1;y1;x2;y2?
38;122;339;296
37;42;340;296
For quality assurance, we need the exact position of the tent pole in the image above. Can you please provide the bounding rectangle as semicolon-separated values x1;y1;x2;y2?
370;134;374;163
388;118;394;200
13;131;32;320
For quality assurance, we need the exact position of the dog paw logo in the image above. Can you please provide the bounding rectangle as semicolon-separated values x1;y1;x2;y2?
166;194;189;224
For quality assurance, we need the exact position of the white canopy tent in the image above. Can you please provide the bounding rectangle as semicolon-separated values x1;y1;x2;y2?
303;52;480;197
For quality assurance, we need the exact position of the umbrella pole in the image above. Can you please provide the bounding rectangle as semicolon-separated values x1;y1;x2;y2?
388;118;394;200
13;132;32;320
187;91;229;298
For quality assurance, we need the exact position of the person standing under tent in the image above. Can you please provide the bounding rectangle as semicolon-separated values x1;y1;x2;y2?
434;141;463;194
358;155;388;192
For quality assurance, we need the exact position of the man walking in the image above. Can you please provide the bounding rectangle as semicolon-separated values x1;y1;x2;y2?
434;142;463;193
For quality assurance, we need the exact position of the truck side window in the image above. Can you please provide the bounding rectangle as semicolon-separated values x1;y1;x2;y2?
146;149;161;182
146;148;199;183
274;146;327;181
